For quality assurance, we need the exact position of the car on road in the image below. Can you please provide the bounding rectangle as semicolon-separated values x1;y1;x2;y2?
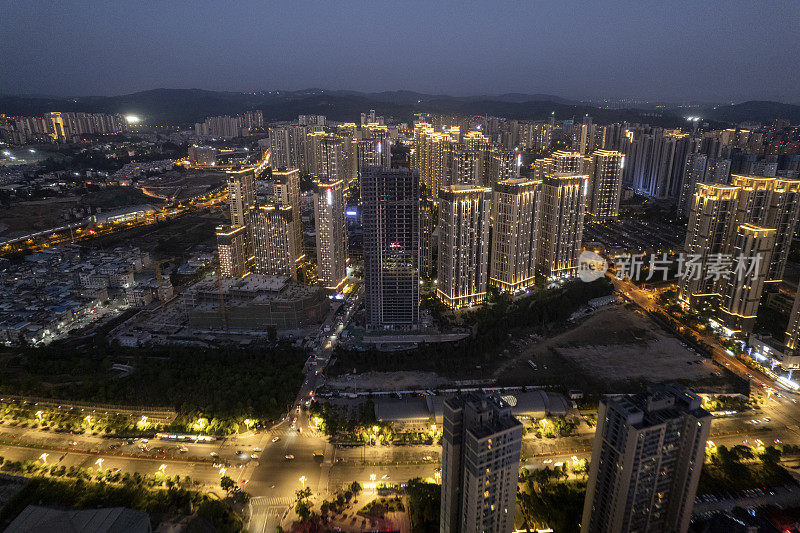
271;437;280;443
253;447;262;452
285;454;295;460
210;452;219;457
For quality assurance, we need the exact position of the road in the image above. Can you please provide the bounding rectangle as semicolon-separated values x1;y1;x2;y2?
7;277;800;531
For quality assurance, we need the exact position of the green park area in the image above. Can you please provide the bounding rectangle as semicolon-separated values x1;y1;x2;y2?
0;343;306;435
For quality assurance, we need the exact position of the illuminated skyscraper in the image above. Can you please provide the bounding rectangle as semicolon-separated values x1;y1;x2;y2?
678;183;739;311
360;123;392;168
227;168;256;227
728;175;800;286
485;147;518;186
436;185;491;308
440;393;522;533
215;224;250;278
679;176;794;336
718;224;775;334
314;179;348;291
784;287;800;354
252;205;298;279
581;384;711;533
765;178;800;283
449;145;482;186
225;167;257;270
586;150;624;221
361;167;420;329
272;168;304;264
535;150;585;176
306;132;345;182
46;112;67;141
729;174;774;227
537;167;589;279
489;178;540;292
269;125;311;172
413;123;455;199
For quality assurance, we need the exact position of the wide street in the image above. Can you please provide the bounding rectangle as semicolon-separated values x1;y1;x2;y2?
4;278;800;531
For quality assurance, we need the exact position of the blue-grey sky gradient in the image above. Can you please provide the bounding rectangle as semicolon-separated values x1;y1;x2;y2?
2;0;798;102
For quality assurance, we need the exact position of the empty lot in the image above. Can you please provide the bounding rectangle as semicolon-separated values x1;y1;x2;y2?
497;304;741;394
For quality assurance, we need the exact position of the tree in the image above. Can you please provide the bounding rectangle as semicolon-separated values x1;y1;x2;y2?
295;499;313;521
220;475;235;494
759;446;782;473
295;487;312;502
406;478;440;532
349;481;362;497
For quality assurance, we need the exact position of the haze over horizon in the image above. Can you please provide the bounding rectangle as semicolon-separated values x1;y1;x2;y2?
2;1;799;104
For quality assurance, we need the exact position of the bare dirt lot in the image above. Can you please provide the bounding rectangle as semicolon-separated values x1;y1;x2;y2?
495;304;741;394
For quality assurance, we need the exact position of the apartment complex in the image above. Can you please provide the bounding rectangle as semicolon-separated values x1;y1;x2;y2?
436;185;491;308
440;393;522;533
581;384;711;533
314;178;349;290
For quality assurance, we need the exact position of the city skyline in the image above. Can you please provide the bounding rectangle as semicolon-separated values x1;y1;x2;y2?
2;6;800;525
2;1;800;103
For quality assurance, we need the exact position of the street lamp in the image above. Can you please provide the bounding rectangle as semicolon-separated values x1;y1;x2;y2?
95;458;104;468
158;464;166;473
39;453;48;463
299;475;306;487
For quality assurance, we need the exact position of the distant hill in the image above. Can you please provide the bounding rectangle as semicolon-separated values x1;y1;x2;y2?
699;100;800;125
1;88;778;127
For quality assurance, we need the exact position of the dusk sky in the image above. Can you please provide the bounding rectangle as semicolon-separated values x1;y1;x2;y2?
2;0;799;103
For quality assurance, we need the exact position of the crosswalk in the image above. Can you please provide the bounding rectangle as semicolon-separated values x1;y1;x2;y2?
249;496;293;508
267;429;296;439
248;497;292;533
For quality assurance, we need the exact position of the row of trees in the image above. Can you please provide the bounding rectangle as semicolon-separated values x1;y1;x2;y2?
309;401;441;445
0;470;240;532
0;344;307;433
701;444;793;494
406;478;440;533
290;482;364;531
517;466;587;533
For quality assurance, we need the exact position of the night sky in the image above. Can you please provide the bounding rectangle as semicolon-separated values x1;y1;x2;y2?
2;0;798;102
